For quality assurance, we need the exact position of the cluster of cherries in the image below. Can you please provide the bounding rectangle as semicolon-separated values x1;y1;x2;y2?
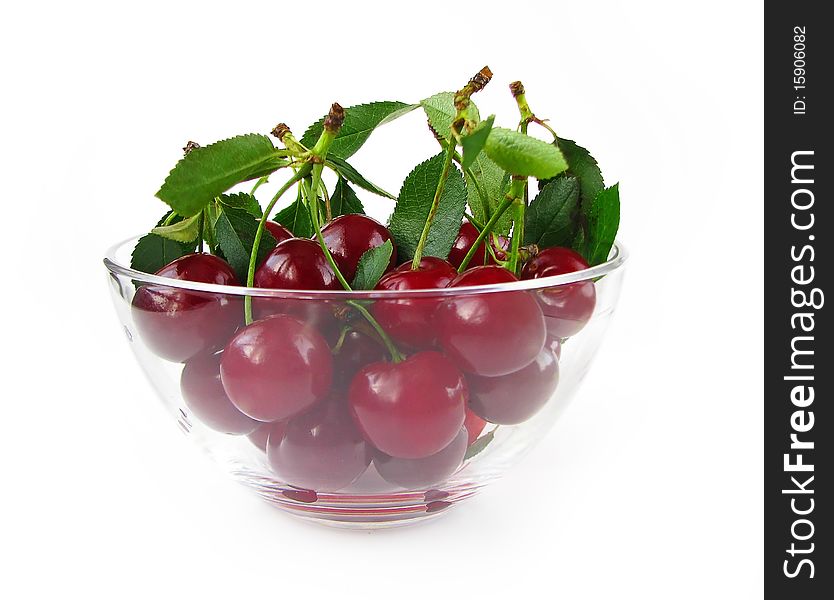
131;214;595;493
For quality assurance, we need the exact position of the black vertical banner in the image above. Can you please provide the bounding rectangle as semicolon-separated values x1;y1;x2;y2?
765;3;831;598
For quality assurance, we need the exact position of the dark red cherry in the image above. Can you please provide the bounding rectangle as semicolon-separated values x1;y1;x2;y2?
463;408;487;446
252;238;339;325
332;330;387;388
261;220;294;244
348;351;467;459
435;266;546;377
371;258;457;349
374;428;467;489
267;396;372;491
220;314;333;422
521;247;596;338
468;345;560;425
131;253;241;362
448;222;488;268
181;351;259;434
321;214;396;282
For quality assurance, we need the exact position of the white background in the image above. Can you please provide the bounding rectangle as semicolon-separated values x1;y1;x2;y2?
1;1;763;598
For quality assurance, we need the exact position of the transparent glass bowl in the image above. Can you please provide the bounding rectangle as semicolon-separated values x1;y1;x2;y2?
104;237;627;528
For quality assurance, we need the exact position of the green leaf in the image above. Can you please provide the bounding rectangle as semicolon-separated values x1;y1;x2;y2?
484;128;568;179
465;153;512;235
558;138;604;206
460;115;494;170
219;192;262;217
131;213;196;273
150;212;201;243
326;156;396;199
524;176;580;247
583;184;620;265
273;197;313;238
351;240;394;290
330;177;365;217
388;153;467;261
215;205;278;281
156;134;288;217
421;91;480;140
301;101;417;159
464;429;495;460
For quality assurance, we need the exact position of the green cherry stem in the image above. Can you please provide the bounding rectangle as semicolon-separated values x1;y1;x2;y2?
250;176;269;196
457;192;515;272
507;81;534;275
197;211;205;253
304;103;404;364
347;300;405;363
506;176;527;274
410;143;455;269
243;166;311;324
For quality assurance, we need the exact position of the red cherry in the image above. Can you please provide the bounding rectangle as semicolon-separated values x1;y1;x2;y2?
220;314;333;422
374;428;467;489
267;396;372;491
332;330;387;388
435;265;546;377
468;346;560;425
448;222;489;268
261;220;294;244
371;258;457;348
348;351;467;459
463;408;487;445
321;214;396;282
253;238;339;325
181;351;259;434
521;247;596;338
131;253;241;362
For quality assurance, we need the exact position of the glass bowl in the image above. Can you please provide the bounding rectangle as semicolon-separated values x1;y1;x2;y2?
104;237;627;529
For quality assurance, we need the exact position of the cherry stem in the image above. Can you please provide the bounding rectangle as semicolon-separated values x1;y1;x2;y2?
507;81;535;275
410;143;455;269
197;210;205;253
457;193;515;272
250;175;269;196
346;300;405;363
307;172;352;291
302;104;406;364
244;166;311;324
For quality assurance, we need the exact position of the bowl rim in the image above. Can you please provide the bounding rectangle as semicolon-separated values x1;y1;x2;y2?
104;235;628;299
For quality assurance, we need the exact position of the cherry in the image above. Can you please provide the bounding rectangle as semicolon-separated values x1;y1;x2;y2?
180;351;259;434
434;265;546;377
468;345;560;425
253;237;339;325
131;253;241;362
374;428;467;489
267;396;372;491
520;247;596;338
348;351;467;459
220;314;333;422
371;257;457;348
261;220;294;244
332;330;387;388
321;214;396;282
463;407;487;445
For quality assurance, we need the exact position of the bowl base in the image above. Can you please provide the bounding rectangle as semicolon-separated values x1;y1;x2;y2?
235;470;481;529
